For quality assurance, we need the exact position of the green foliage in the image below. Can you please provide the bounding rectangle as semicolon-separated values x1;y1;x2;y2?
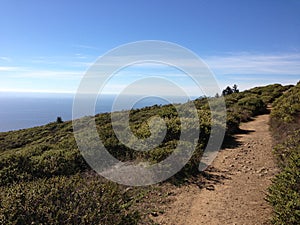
267;132;300;225
0;82;293;224
268;81;300;224
224;84;291;128
222;84;239;96
0;146;88;186
237;96;266;116
249;83;291;104
0;175;139;225
0;83;288;185
273;131;300;168
271;83;300;123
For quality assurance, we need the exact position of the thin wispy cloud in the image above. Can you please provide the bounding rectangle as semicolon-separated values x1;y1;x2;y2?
0;66;25;72
204;53;300;75
1;51;299;94
17;53;298;79
89;51;300;77
0;57;11;62
28;55;94;69
75;53;88;59
73;44;99;50
10;70;84;79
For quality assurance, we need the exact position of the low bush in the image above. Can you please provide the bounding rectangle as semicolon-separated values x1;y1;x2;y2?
0;147;88;186
0;174;140;225
267;131;300;224
268;81;300;224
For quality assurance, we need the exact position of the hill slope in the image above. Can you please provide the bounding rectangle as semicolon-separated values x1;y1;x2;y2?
0;83;295;224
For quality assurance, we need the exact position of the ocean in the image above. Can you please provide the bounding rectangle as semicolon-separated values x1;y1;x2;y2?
0;92;191;132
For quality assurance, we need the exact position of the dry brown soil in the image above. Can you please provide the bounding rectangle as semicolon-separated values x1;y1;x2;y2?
153;114;278;225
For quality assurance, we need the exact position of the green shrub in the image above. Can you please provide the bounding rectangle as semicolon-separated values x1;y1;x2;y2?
271;82;300;123
267;135;300;224
0;148;88;186
0;152;33;186
268;81;300;224
273;131;300;168
237;96;266;116
0;175;140;225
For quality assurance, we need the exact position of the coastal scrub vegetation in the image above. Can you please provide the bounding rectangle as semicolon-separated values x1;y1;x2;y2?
268;81;300;225
0;83;295;224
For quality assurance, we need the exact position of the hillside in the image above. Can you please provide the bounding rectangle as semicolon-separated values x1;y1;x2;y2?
0;83;297;224
267;82;300;224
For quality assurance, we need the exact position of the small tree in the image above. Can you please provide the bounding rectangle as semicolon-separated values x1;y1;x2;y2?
222;84;239;96
56;117;63;123
232;84;239;93
222;86;233;96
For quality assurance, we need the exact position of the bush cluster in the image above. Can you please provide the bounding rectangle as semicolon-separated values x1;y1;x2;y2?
0;175;139;225
0;83;292;224
268;81;300;224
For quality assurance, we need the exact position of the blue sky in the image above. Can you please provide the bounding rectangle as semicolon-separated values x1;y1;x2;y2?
0;0;300;96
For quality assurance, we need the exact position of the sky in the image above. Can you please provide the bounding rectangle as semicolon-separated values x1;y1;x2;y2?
0;0;300;96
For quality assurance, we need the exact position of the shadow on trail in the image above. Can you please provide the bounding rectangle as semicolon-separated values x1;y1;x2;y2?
166;122;256;188
222;128;255;149
189;126;256;189
167;166;230;190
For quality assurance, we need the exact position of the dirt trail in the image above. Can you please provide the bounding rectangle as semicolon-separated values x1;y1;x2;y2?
154;114;278;225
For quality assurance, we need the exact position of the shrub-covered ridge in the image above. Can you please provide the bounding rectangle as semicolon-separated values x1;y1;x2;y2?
0;83;292;224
